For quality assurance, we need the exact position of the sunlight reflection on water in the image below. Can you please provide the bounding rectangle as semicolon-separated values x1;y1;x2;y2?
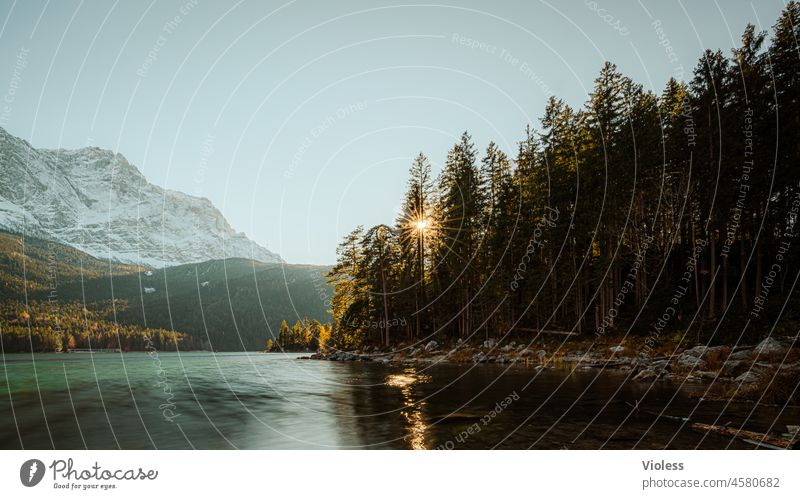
386;368;431;450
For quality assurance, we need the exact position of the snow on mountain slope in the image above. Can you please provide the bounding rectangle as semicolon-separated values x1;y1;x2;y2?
0;127;281;267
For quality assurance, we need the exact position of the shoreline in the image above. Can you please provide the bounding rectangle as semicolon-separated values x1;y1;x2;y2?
301;335;800;406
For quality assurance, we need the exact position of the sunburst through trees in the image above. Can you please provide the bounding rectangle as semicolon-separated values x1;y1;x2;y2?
326;4;800;353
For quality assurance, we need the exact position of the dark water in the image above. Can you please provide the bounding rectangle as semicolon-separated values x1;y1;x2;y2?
0;352;795;449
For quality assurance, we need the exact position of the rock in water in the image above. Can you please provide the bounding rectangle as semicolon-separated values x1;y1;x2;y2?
633;369;658;382
734;371;762;384
472;352;488;363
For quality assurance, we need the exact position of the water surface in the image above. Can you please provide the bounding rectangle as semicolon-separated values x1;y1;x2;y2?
0;352;794;449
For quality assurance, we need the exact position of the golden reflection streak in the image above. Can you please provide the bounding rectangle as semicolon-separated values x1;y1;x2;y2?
386;369;430;450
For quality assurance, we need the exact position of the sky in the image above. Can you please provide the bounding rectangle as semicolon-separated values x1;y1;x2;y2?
0;0;787;265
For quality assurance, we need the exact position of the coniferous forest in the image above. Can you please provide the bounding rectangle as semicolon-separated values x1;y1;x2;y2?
325;5;800;352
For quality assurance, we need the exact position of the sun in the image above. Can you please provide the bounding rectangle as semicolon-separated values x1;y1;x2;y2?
414;219;428;231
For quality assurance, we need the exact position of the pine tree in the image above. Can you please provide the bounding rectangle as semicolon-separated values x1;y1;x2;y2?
396;153;435;339
278;319;289;348
434;132;483;338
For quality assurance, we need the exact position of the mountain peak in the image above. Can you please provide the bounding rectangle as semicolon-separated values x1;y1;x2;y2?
0;128;282;267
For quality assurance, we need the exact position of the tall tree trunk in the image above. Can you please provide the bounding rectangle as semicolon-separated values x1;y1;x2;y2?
709;234;716;319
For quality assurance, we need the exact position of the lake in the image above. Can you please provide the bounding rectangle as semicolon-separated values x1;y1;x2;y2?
0;352;794;449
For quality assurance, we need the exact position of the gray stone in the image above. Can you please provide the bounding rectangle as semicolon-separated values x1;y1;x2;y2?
754;337;786;356
734;371;762;384
729;349;753;361
683;345;707;358
424;340;439;351
674;353;708;371
651;359;670;371
702;345;731;358
633;369;658;382
720;359;749;378
608;345;626;353
472;352;488;363
483;338;497;349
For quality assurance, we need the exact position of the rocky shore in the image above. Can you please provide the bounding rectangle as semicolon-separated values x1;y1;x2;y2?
301;336;800;404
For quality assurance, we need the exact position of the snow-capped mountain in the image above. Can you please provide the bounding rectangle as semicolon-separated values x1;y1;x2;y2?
0;127;281;267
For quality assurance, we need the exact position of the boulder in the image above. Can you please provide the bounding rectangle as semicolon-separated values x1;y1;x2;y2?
729;349;753;361
674;353;708;371
424;340;439;352
720;359;750;378
703;345;731;359
608;345;626;353
650;359;671;372
537;350;547;361
500;344;514;353
672;344;735;370
329;351;359;361
754;337;787;356
734;371;762;384
633;369;658;382
483;338;497;349
683;345;707;357
472;352;488;363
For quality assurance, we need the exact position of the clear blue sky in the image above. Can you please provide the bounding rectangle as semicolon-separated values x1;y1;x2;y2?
0;0;786;264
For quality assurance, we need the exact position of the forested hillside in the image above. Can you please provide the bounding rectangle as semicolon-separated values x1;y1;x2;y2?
0;231;331;351
0;230;143;296
50;258;332;351
327;5;800;350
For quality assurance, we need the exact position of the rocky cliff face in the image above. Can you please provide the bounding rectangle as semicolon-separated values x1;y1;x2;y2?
0;127;281;267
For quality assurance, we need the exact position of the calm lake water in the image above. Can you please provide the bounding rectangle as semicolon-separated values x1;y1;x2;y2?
0;352;795;449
